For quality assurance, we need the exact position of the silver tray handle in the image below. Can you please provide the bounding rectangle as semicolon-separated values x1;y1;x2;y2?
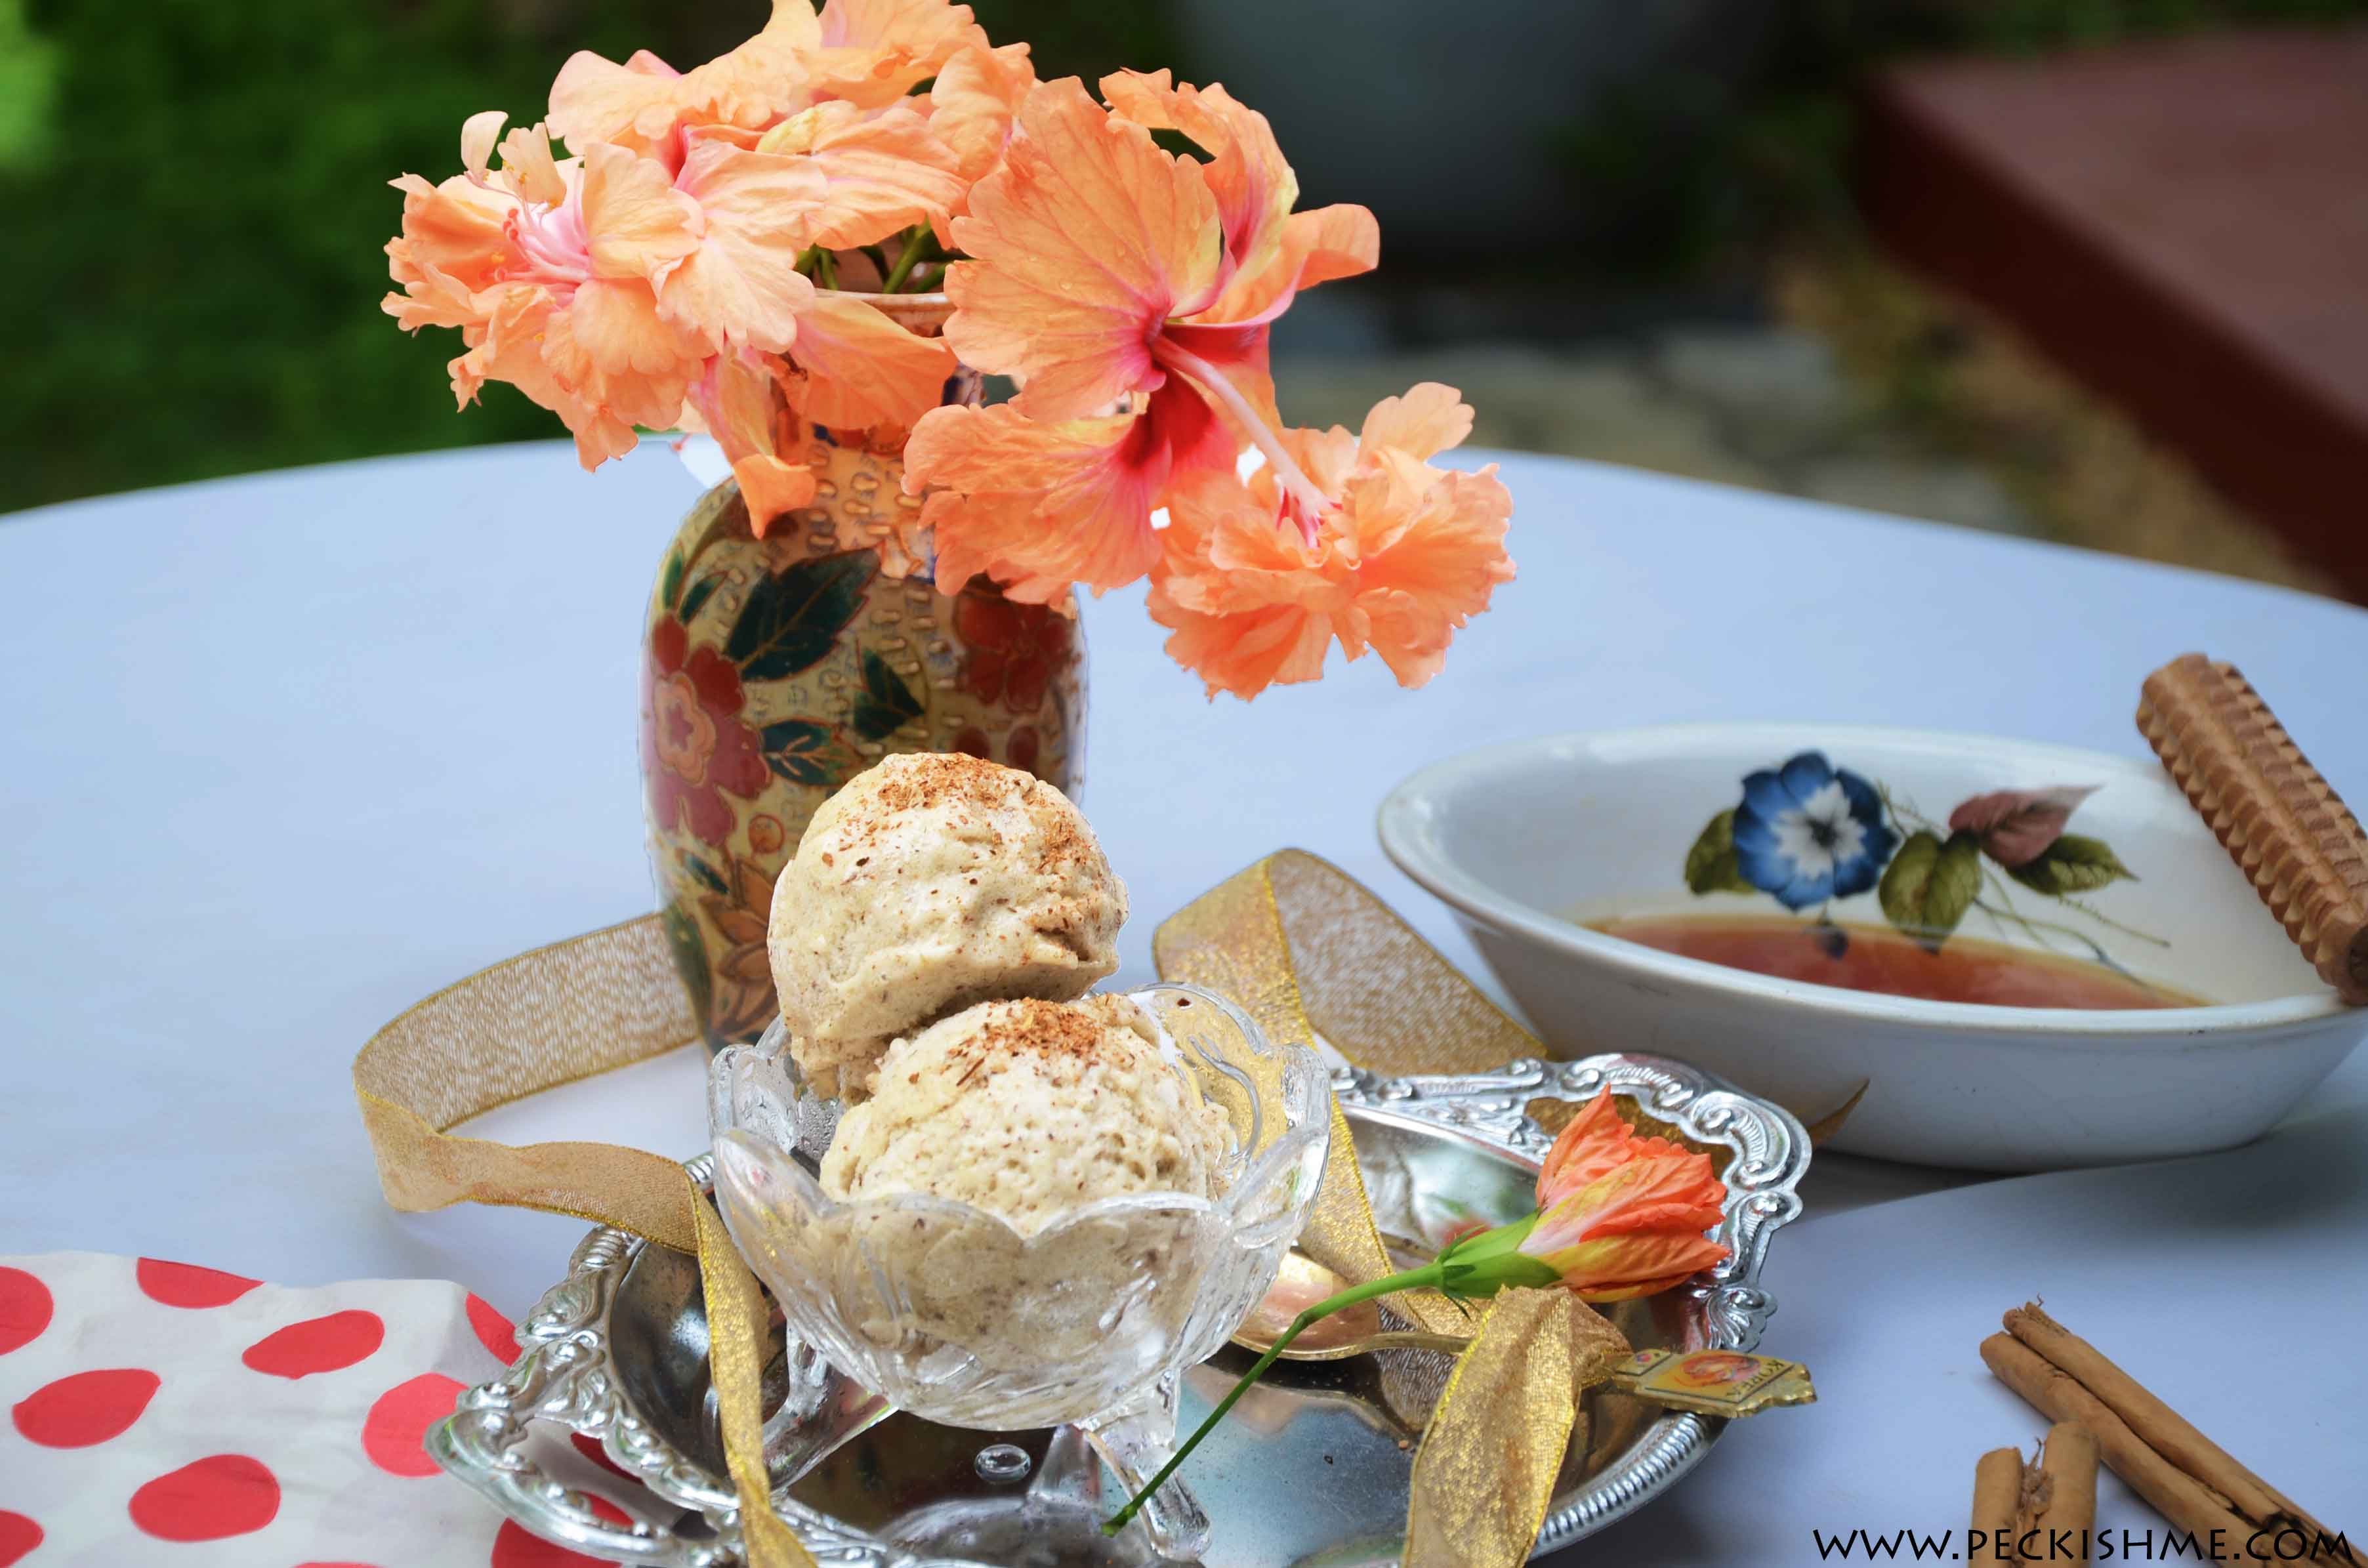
426;1233;743;1568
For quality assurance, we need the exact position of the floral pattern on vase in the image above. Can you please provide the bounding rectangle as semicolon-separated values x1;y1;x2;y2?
644;426;1087;1050
641;618;772;847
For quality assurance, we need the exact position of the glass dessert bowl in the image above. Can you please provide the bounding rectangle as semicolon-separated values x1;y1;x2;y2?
709;982;1330;1558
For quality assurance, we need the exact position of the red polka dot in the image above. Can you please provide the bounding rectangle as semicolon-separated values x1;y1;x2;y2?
491;1502;633;1567
137;1258;260;1308
0;1268;51;1357
466;1293;520;1364
362;1372;465;1477
129;1454;281;1540
241;1309;384;1380
12;1367;162;1447
0;1511;41;1568
571;1430;638;1483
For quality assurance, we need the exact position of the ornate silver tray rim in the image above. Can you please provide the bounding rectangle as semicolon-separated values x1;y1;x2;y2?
428;1052;1810;1566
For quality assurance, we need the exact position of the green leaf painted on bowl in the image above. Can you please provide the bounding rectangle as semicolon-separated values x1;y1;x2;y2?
850;648;925;741
678;574;720;625
2008;833;2136;896
725;550;879;681
1879;829;1982;950
1684;810;1756;895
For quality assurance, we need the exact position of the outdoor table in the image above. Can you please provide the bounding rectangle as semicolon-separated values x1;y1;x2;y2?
7;442;2361;1563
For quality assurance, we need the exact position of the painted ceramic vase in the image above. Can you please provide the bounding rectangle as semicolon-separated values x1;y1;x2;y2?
639;298;1085;1049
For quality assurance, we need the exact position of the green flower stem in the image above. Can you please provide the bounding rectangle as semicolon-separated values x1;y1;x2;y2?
1974;867;2118;963
814;247;838;289
2056;893;2171;948
881;226;932;293
1102;1260;1449;1536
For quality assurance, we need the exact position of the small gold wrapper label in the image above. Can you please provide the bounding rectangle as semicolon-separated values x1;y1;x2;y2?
1615;1348;1818;1416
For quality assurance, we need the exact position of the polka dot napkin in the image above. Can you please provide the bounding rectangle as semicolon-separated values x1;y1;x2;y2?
1;1252;649;1567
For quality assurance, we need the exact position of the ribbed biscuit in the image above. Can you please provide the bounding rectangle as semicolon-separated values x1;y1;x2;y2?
2137;653;2368;1002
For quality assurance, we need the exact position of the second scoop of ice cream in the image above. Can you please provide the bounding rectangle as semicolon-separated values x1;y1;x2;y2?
821;995;1236;1232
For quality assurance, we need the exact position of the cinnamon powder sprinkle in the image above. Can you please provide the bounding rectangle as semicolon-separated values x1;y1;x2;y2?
943;998;1121;1079
833;753;1089;873
854;753;1016;823
1029;806;1089;871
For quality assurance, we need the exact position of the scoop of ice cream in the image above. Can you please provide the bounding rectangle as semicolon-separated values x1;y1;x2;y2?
804;995;1249;1388
768;753;1125;1100
821;995;1234;1231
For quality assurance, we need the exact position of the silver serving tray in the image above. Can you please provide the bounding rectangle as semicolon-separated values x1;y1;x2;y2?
430;1055;1808;1566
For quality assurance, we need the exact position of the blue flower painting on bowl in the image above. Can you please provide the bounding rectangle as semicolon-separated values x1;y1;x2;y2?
1686;749;2154;960
1731;753;1899;909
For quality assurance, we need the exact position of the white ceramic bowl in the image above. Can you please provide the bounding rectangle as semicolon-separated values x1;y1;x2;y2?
1378;724;2363;1170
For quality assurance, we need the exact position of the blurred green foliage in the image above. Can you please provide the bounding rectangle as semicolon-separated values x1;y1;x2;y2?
0;0;1170;514
0;0;57;173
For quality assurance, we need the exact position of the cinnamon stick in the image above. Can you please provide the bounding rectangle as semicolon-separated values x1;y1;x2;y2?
2137;653;2368;1002
2004;1306;2320;1535
1987;1307;2363;1567
2036;1423;2099;1565
1980;1332;2254;1564
1970;1446;2029;1567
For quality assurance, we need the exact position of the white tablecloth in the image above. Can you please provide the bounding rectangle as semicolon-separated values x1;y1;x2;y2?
5;441;2363;1562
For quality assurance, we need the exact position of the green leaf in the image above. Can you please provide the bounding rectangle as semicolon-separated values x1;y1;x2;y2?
678;575;719;625
2008;834;2136;896
680;853;730;896
760;718;850;787
724;550;878;682
849;648;925;741
1879;830;1982;950
658;548;686;613
1684;809;1758;895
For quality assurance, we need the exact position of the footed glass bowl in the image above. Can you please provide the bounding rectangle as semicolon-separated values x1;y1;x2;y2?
708;983;1331;1558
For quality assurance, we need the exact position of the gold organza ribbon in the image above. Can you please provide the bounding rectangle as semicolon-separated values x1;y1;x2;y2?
356;852;1617;1568
1155;852;1614;1568
1153;851;1538;1338
354;917;814;1568
1404;1289;1632;1566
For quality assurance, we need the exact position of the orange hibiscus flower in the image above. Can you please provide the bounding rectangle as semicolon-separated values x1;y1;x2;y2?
1516;1092;1732;1300
1106;1088;1726;1535
923;43;1037;233
385;121;799;466
1147;384;1514;699
680;293;959;539
681;352;821;531
383;7;1516;703
804;0;990;110
741;100;967;251
547;0;820;159
903;75;1379;597
549;0;987;163
388;108;959;484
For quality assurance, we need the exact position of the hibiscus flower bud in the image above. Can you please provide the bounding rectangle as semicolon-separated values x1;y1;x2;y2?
1105;1092;1727;1535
